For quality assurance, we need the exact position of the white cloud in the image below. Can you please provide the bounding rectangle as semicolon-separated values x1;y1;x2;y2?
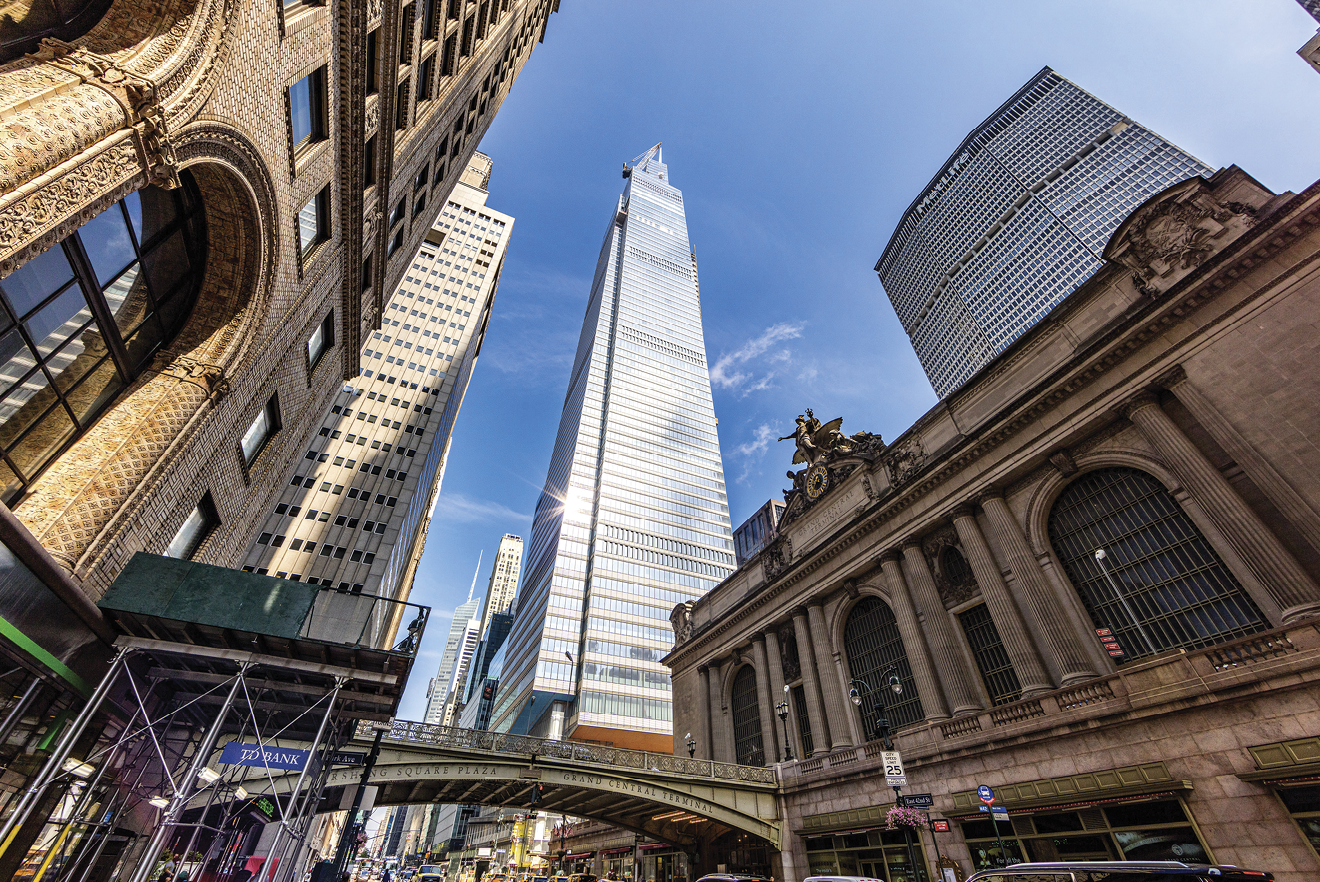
710;323;805;396
736;424;776;457
432;493;530;524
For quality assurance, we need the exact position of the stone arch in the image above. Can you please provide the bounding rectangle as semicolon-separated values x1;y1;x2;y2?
0;0;241;272
1025;448;1181;557
825;580;892;655
1042;463;1269;662
12;129;278;592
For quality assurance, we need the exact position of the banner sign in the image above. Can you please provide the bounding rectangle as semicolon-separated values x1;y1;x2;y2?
219;742;310;771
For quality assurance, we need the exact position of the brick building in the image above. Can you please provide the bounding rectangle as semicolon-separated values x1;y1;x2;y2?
0;0;557;846
666;168;1320;882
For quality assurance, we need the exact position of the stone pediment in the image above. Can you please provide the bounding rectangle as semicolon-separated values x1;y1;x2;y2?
1103;173;1260;297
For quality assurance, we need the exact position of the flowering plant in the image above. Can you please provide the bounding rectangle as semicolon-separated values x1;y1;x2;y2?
885;804;927;829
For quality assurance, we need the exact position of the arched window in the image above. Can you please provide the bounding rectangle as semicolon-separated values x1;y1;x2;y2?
730;666;765;767
843;597;923;734
940;546;974;586
0;175;205;502
1048;467;1267;661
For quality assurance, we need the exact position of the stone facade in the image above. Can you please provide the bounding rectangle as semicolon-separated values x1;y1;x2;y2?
0;0;559;600
666;168;1320;882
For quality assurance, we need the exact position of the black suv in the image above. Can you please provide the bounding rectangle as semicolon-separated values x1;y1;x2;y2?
967;861;1273;881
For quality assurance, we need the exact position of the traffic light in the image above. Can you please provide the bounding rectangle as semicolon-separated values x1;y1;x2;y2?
530;784;543;805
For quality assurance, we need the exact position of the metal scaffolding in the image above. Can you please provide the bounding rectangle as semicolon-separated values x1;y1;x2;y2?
0;554;426;882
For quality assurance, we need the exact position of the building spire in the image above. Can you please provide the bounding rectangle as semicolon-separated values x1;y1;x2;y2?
468;551;482;602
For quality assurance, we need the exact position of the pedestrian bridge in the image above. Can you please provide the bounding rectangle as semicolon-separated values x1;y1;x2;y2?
324;720;782;848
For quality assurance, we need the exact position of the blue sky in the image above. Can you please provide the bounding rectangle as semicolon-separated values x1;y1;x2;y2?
394;0;1320;720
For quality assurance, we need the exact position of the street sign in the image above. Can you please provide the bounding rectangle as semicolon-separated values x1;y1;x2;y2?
1096;627;1125;658
331;750;366;766
881;750;906;786
991;806;1009;819
219;742;310;771
898;793;933;809
931;819;950;833
977;784;995;804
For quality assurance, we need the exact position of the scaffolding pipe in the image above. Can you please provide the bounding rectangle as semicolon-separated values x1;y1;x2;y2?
0;647;130;859
263;677;344;882
125;662;251;882
0;677;46;747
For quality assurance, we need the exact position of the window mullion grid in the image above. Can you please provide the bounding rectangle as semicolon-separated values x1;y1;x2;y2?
62;231;136;386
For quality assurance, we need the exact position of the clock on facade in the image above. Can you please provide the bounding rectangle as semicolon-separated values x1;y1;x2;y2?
805;464;831;500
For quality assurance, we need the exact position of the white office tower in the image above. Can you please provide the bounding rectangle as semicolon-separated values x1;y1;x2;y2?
478;533;524;638
239;153;513;603
875;67;1212;397
423;570;483;724
489;146;735;751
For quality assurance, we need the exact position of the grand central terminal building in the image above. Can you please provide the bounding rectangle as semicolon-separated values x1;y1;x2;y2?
667;167;1320;882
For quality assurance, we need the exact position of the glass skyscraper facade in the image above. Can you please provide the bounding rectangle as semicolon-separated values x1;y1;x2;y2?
489;146;735;751
875;67;1213;397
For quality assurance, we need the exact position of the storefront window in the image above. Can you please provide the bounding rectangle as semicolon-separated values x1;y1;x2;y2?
960;798;1209;870
1277;786;1320;859
803;829;928;882
639;851;687;882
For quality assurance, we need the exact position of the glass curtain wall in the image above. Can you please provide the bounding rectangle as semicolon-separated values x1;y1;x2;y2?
491;147;734;748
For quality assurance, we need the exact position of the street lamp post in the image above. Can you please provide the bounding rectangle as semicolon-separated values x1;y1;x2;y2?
849;673;922;881
685;733;696;759
774;699;792;762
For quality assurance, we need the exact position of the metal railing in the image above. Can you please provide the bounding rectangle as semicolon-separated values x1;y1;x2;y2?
355;719;778;783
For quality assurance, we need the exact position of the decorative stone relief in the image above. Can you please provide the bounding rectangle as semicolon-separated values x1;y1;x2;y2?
670;601;695;646
922;524;978;609
1104;177;1259;297
885;435;927;488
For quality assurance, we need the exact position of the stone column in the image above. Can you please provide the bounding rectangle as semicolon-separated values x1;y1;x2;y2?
880;552;949;720
791;609;830;756
979;492;1098;684
951;506;1054;697
1163;369;1320;559
750;637;779;766
807;602;853;750
832;649;865;746
697;665;713;761
1125;392;1320;622
707;660;728;762
764;628;790;761
901;543;983;715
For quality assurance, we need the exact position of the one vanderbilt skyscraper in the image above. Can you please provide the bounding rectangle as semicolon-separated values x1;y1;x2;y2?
490;146;735;750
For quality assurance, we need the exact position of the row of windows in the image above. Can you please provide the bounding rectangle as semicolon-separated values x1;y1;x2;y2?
580;690;671;722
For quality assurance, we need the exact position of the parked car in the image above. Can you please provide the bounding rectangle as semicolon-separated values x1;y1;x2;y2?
567;874;598;882
966;861;1274;881
695;875;774;882
803;876;881;882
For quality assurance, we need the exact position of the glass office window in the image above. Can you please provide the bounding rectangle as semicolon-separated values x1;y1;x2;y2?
0;176;204;502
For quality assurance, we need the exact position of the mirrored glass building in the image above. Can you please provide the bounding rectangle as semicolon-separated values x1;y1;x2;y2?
490;146;735;751
875;67;1213;397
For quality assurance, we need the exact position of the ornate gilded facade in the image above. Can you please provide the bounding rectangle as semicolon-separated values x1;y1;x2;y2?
0;0;557;858
667;168;1320;882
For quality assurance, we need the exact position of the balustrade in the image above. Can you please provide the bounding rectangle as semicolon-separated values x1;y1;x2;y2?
352;719;778;783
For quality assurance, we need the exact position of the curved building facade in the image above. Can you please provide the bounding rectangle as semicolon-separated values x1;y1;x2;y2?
875;67;1211;397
